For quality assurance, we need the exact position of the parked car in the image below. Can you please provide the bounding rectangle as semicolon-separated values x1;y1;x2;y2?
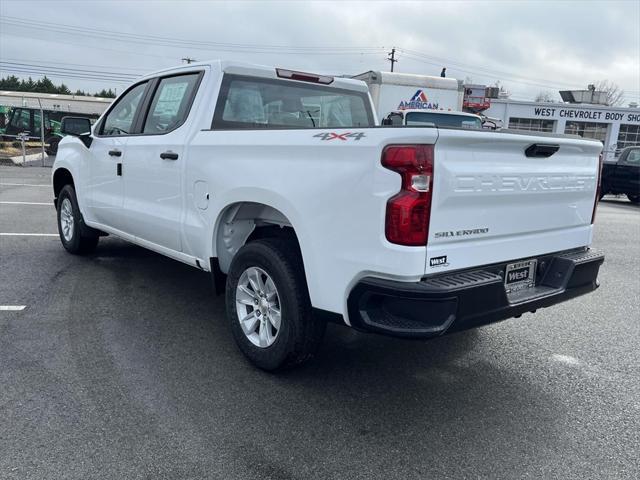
600;146;640;203
382;109;483;129
52;60;604;370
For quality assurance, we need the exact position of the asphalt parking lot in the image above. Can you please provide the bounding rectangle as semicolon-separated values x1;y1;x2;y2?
1;165;639;480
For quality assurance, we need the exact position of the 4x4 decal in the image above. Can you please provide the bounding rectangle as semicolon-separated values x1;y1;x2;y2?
313;132;366;141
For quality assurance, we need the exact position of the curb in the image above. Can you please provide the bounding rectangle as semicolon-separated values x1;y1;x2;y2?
0;153;51;167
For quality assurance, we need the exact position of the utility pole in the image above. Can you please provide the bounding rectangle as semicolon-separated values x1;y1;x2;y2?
37;97;45;166
182;57;197;64
387;48;398;72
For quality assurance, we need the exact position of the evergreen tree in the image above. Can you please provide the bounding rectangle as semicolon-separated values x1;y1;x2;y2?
22;77;37;92
94;88;116;98
0;75;117;97
0;75;21;90
35;76;56;93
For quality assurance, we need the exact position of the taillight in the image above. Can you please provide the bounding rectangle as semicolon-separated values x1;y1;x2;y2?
382;145;434;246
591;152;603;224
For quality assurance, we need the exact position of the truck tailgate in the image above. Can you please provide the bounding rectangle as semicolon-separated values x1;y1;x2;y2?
426;129;602;274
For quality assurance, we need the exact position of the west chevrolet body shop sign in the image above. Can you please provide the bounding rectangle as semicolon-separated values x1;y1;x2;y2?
531;106;640;123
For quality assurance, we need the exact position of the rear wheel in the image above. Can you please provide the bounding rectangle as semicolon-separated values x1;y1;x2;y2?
225;237;325;371
57;184;99;254
627;194;640;204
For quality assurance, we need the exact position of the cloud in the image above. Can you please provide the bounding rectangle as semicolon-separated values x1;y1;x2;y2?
0;0;638;102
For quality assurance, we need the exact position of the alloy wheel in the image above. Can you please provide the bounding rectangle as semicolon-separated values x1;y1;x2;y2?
235;266;282;348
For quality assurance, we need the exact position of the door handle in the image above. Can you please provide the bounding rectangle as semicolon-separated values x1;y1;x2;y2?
108;149;122;157
160;151;179;160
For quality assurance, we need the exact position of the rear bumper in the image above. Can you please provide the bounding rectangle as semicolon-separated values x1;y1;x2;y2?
347;248;604;338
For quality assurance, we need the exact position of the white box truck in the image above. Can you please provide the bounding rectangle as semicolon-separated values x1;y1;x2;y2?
352;70;464;122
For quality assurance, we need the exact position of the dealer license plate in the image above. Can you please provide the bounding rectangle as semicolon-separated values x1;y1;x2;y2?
504;259;537;293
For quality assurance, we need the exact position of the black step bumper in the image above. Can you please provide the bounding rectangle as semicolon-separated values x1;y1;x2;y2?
347;248;604;338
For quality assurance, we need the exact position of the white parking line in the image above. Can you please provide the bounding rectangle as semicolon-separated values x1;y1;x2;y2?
0;233;58;236
0;183;50;187
0;201;53;206
0;306;26;311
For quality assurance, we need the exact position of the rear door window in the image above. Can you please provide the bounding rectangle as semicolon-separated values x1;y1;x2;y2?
143;73;201;134
213;74;374;129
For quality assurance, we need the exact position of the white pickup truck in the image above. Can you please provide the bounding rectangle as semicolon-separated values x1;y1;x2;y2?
52;60;604;370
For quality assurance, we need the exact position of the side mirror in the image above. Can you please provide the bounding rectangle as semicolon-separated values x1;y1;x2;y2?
383;112;404;126
61;116;93;148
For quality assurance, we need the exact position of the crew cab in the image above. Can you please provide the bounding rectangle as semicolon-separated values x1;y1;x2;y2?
52;60;605;370
600;146;640;203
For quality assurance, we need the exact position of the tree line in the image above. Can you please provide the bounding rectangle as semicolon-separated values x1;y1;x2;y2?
0;75;116;98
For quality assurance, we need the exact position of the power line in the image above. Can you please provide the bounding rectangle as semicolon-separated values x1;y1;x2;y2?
1;15;636;101
0;64;137;84
1;30;178;61
399;48;580;88
0;57;147;74
0;16;386;55
0;69;131;84
1;15;382;50
0;61;139;80
399;48;640;100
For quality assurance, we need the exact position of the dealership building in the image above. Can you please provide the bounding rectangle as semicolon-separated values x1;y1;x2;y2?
484;98;640;162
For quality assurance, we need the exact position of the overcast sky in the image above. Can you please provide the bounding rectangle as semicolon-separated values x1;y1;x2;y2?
1;0;638;103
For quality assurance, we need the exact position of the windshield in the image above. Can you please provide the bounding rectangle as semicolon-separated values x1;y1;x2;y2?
405;112;482;129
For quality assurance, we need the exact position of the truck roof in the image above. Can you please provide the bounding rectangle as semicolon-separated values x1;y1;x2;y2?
139;60;370;93
352;70;459;91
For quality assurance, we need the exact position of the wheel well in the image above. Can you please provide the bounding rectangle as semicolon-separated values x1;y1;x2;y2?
53;168;74;205
214;202;300;274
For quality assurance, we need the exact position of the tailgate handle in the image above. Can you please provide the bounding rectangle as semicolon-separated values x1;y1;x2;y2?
525;143;559;158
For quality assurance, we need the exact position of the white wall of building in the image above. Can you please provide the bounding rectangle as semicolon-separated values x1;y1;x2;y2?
0;91;112;115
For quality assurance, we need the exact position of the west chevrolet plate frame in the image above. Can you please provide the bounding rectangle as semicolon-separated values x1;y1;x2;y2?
504;259;537;293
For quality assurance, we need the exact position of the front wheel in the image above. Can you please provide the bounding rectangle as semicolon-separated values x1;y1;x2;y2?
57;184;99;254
45;137;60;156
627;194;640;204
225;237;325;371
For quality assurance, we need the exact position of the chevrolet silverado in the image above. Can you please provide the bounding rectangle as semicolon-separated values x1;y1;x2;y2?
52;60;605;370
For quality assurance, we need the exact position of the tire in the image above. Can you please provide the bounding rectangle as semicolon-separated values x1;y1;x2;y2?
45;137;60;156
225;237;326;371
57;184;99;254
627;194;640;204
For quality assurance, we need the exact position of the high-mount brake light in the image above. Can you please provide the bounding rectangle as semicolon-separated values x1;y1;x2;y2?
275;68;334;84
382;145;434;246
591;152;604;224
